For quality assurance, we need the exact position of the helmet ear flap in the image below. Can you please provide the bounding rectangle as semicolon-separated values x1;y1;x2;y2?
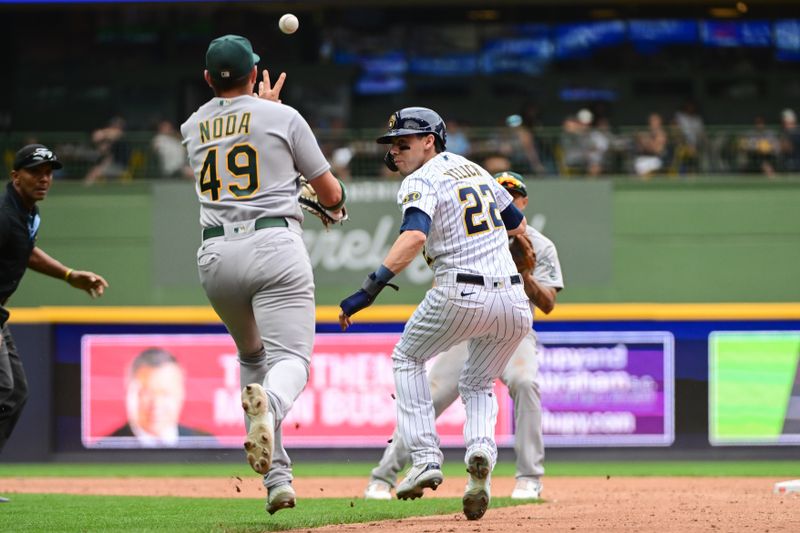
384;151;398;172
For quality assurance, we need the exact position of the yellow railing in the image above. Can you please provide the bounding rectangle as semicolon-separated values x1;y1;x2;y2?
9;303;800;324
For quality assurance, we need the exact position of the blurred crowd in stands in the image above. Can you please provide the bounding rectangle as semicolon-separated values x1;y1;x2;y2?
3;103;799;182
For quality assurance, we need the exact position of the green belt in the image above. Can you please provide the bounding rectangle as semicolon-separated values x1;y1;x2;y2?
202;217;288;241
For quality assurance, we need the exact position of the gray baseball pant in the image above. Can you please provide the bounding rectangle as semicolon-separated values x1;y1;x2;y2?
197;221;313;489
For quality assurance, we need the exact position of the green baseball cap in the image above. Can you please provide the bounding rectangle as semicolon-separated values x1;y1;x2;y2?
493;171;528;198
206;34;260;82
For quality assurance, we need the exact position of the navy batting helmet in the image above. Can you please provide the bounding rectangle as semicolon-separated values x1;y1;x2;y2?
376;107;447;151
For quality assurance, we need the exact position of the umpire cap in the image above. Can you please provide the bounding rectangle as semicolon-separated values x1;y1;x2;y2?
206;34;260;82
376;107;447;150
494;171;527;198
13;144;63;171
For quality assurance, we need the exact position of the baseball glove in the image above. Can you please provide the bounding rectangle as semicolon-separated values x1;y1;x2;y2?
298;177;348;229
509;233;536;274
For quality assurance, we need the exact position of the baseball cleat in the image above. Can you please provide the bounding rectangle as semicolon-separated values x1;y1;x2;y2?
241;383;275;475
266;483;296;515
462;452;491;520
396;463;443;500
364;479;393;500
511;477;542;500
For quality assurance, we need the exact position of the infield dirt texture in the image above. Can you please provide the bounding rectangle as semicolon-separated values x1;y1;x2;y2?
2;462;799;532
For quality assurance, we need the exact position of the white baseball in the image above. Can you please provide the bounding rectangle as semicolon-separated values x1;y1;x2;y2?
279;14;299;34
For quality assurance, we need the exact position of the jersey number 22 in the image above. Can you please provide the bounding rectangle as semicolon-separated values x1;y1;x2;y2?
458;184;503;236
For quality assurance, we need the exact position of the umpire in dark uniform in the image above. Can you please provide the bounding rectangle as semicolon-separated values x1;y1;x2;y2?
0;144;109;472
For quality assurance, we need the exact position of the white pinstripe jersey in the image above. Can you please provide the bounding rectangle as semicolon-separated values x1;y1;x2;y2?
397;152;518;277
181;95;330;228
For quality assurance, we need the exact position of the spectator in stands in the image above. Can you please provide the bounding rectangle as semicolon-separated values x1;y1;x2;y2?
331;146;354;180
739;115;780;178
481;153;512;175
151;120;192;179
445;119;471;157
84;116;131;184
673;101;706;175
559;110;597;176
506;114;546;176
634;113;669;179
779;109;800;173
590;116;629;175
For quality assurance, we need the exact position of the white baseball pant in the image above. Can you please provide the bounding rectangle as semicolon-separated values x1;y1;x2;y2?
392;272;532;470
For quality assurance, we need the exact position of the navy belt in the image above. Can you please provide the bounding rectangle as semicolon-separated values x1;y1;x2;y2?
456;273;522;286
202;217;288;241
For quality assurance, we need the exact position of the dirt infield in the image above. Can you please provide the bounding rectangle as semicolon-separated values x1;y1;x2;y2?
3;476;799;532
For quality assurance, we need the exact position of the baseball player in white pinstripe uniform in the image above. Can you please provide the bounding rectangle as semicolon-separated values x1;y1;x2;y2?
364;171;564;502
181;35;345;515
338;108;533;521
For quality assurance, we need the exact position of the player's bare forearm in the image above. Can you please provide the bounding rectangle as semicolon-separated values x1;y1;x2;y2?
383;230;426;274
522;272;557;314
28;247;109;298
308;170;344;213
506;216;527;237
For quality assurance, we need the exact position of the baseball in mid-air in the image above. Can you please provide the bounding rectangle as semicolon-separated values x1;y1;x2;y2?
279;14;299;34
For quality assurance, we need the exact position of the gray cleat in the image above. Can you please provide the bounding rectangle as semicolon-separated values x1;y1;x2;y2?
396;463;443;500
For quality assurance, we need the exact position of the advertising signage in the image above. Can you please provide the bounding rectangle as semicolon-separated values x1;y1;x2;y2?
82;330;674;449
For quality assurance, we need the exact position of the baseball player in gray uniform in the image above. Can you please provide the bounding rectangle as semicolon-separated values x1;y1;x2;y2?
338;108;533;520
180;34;345;515
364;170;564;502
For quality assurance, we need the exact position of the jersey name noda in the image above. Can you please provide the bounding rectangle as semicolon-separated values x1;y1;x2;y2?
397;152;518;277
181;96;330;228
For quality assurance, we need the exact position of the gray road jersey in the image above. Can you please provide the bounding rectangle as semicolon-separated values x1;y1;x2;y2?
528;226;564;291
181;96;330;228
527;225;564;317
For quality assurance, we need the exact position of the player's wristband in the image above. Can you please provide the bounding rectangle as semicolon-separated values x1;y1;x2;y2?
64;269;73;282
361;265;398;298
319;178;346;212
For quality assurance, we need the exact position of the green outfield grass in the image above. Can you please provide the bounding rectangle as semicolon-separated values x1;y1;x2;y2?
1;460;799;478
0;494;535;532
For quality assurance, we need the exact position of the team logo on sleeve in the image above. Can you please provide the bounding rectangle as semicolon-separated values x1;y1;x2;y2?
402;191;421;204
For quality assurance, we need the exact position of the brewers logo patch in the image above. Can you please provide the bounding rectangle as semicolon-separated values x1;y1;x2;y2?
403;191;421;204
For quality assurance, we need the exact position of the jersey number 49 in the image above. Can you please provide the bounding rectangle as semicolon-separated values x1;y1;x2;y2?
199;144;260;201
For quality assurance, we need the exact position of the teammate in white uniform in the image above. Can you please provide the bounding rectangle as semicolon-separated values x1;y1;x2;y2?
364;171;564;501
338;108;533;521
180;34;345;515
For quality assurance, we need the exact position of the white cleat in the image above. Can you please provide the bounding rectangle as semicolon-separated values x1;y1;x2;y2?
241;383;275;475
364;479;393;500
511;478;542;500
266;483;296;515
463;452;491;520
396;463;443;500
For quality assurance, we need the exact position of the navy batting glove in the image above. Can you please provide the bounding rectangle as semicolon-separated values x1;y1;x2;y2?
340;288;375;317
